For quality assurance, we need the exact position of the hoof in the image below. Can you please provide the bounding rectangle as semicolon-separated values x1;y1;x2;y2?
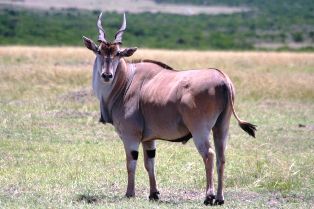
214;199;224;205
99;116;105;124
149;191;160;201
204;194;215;206
125;193;135;198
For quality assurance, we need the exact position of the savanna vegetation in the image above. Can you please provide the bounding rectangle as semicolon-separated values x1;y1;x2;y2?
0;0;313;50
0;47;313;208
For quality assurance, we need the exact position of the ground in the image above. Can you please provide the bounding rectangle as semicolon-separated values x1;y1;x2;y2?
0;47;313;208
1;0;249;15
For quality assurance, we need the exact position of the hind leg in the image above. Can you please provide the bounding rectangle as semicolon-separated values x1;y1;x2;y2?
191;128;216;205
212;111;231;205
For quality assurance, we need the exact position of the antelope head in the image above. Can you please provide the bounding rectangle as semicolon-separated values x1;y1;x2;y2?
83;13;137;83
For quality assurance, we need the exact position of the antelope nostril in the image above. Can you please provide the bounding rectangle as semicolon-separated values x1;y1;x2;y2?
101;73;113;80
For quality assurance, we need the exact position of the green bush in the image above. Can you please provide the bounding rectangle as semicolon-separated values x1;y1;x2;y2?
0;0;313;51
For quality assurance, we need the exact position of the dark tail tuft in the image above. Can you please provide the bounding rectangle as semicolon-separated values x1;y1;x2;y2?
239;121;257;138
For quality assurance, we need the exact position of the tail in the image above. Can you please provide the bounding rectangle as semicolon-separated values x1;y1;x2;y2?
213;68;257;138
238;120;257;138
228;81;257;137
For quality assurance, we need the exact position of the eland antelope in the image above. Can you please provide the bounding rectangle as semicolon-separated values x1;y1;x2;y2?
82;12;256;206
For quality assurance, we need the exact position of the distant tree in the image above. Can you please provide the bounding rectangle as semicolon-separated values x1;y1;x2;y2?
292;32;303;42
309;31;314;42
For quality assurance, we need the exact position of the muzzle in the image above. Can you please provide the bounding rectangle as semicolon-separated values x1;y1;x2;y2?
101;72;113;82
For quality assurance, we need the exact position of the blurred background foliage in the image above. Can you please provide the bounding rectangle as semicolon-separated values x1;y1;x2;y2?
0;0;313;50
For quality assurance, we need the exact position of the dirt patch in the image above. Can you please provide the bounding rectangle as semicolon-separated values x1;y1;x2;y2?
74;188;200;205
55;88;99;119
75;185;126;205
226;189;264;205
59;88;96;104
72;188;313;207
155;188;201;204
266;192;314;207
48;109;97;119
76;194;100;204
255;42;314;50
2;184;24;198
1;0;250;16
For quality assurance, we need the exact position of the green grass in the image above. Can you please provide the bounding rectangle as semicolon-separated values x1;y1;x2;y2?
0;47;313;208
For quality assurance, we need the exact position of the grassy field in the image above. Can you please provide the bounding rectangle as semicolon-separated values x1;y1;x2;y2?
0;46;313;208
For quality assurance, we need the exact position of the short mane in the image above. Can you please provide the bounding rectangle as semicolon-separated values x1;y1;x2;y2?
129;59;175;71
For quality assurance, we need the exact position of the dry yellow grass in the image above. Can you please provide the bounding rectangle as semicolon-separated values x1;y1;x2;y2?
0;46;313;101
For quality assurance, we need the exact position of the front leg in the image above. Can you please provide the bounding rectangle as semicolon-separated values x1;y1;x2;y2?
123;138;140;198
142;140;159;200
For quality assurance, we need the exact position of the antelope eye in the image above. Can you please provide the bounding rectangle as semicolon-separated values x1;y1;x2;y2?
116;51;121;56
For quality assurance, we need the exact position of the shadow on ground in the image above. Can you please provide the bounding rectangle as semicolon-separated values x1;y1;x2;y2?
75;192;196;205
76;194;124;204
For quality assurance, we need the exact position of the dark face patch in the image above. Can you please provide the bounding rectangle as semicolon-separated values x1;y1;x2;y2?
99;43;119;58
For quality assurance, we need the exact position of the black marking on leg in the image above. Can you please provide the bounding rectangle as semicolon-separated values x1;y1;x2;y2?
149;191;160;201
204;194;215;206
214;199;224;205
131;151;138;160
146;149;156;158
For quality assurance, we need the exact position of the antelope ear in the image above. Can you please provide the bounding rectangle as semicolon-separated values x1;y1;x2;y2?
83;36;98;53
120;47;137;57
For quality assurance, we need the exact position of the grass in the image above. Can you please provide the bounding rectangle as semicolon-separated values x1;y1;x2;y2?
0;46;314;208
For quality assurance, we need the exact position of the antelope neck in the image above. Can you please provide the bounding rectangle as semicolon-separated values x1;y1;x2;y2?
101;59;135;123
